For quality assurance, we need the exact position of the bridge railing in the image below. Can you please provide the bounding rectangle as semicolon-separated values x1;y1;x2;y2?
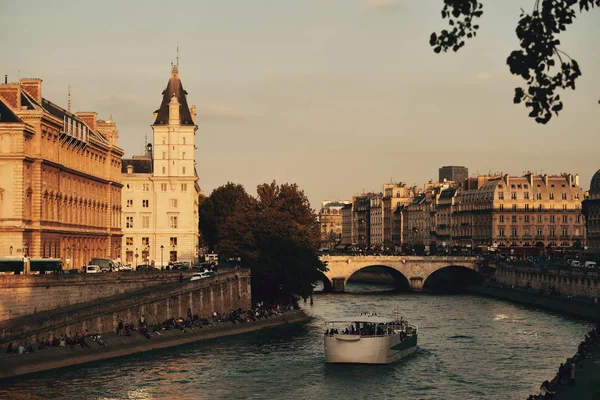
320;255;479;262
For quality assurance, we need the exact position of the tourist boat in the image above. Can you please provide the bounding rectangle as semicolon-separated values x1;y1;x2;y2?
323;312;418;364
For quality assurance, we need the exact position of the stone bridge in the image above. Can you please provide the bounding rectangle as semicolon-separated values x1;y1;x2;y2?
319;256;480;292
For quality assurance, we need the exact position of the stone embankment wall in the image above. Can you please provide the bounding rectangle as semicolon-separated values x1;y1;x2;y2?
0;270;252;345
0;310;309;380
0;272;189;321
491;263;600;298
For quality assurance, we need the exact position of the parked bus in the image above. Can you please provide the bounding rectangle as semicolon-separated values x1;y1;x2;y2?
0;257;62;275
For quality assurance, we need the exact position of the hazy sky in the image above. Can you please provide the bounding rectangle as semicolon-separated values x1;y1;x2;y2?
2;0;599;209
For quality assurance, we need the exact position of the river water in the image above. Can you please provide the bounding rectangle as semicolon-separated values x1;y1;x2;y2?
1;283;593;400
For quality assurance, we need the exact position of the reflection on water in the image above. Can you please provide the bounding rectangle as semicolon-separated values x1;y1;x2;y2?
0;282;592;400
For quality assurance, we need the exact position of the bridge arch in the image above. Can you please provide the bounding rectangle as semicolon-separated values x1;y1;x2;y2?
321;256;480;293
422;265;483;293
346;265;411;292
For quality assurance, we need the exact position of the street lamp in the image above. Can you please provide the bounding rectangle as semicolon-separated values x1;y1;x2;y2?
135;247;139;269
160;245;164;269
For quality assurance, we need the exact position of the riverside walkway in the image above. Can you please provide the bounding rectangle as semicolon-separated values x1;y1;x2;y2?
553;340;600;400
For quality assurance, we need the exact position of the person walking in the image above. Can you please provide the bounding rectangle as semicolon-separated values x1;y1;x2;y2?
179;271;183;283
569;359;576;386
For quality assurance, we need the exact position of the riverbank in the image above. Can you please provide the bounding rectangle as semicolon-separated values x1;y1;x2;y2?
0;309;309;380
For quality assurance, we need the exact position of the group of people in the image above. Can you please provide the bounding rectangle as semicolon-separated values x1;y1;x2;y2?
4;330;106;355
526;322;600;399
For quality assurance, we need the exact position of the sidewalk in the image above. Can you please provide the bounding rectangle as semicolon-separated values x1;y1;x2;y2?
552;337;600;399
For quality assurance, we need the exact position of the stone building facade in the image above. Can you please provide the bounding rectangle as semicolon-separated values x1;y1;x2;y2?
0;78;124;268
453;173;585;250
120;65;201;267
318;200;349;248
341;204;352;246
369;195;383;246
382;183;415;246
583;169;600;250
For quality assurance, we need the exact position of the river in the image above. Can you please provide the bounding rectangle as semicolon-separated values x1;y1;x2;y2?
1;282;593;400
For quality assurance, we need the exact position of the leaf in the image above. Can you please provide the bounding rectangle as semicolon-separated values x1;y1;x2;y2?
429;32;437;46
434;46;442;54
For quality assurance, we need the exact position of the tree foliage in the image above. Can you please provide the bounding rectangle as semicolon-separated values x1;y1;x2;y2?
430;0;599;123
199;181;327;303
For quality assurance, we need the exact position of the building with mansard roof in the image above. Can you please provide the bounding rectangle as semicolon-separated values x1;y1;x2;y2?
583;169;600;250
120;64;201;268
0;78;123;268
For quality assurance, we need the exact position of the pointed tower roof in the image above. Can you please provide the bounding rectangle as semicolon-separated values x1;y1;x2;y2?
153;65;194;125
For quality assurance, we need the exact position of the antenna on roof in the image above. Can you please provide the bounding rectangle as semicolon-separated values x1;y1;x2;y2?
68;85;71;113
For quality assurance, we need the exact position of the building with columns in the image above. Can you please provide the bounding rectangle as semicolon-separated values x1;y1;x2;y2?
120;64;201;268
0;78;124;268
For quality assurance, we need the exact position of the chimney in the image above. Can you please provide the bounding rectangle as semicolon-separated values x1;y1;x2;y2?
575;174;579;187
147;143;153;159
0;84;21;109
76;112;98;132
19;78;43;103
543;174;548;186
4;75;6;84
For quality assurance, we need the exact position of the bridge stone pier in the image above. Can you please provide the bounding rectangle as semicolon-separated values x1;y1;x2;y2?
320;256;480;293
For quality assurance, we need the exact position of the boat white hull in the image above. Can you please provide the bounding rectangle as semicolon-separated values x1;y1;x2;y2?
324;334;417;364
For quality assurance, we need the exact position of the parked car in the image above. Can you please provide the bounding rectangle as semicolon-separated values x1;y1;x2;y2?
89;258;119;272
585;261;597;269
136;264;158;272
86;265;101;274
190;271;217;281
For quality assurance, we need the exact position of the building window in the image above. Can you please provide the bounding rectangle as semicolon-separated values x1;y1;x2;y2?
142;199;149;208
162;137;166;145
170;237;178;246
126;216;134;228
524;192;529;199
575;228;580;236
126;250;134;263
181;183;187;192
126;237;133;246
161;183;167;192
512;204;517;211
170;199;178;208
562;215;567;223
126;199;133;208
524;204;530;211
142;183;149;192
538;204;543;211
575;193;580;199
537;228;543;236
499;228;505;236
142;237;149;246
511;192;517;200
170;250;177;262
512;216;517;223
550;216;555;223
498;192;504;200
537;215;542;223
182;152;186;159
524;215;530;223
562;204;567;211
499;215;504;223
182;137;186;145
562;193;567;200
170;215;178;228
562;228;568;236
536;193;542;200
576;215;581;223
162;152;166;159
182;166;186;174
142;215;150;228
549;193;554;200
162;166;166;174
499;204;504;211
550;228;555;236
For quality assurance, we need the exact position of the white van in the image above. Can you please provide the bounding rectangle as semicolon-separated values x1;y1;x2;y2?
86;265;101;274
585;261;597;269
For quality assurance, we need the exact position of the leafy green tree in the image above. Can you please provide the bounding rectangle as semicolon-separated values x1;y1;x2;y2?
430;0;599;123
199;181;327;303
198;182;254;250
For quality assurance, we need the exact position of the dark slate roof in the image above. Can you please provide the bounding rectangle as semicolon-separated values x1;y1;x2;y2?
439;188;457;198
122;158;153;174
591;169;600;194
41;98;110;144
153;68;194;126
0;98;22;122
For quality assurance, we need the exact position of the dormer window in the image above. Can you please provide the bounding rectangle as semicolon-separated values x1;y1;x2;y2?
126;165;133;174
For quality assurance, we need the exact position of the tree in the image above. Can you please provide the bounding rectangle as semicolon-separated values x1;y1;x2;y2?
198;182;254;250
199;181;327;303
430;0;599;123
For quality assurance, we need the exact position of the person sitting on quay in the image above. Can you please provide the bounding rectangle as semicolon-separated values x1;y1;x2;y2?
539;380;555;399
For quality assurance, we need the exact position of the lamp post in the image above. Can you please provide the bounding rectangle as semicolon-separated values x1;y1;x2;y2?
84;246;88;265
72;244;76;269
160;245;164;269
135;247;139;269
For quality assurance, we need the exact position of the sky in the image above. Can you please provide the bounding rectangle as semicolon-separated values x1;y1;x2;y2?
2;0;599;210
